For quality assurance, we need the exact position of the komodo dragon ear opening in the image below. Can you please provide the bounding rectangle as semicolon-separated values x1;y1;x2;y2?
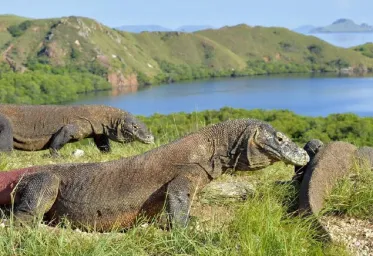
251;127;260;145
243;127;262;169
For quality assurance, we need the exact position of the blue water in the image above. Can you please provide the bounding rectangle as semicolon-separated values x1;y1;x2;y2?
309;33;373;48
73;75;373;117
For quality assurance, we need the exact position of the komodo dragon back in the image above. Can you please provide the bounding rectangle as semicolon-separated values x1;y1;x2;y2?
4;118;309;231
299;141;357;215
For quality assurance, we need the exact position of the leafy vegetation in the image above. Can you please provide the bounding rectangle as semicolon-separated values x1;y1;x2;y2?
139;107;373;147
7;20;32;37
0;66;111;104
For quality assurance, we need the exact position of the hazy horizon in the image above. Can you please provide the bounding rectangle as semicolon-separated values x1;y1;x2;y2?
1;0;372;30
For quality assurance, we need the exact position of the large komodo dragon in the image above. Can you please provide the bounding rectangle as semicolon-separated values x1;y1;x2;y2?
298;141;373;215
0;104;154;156
0;119;309;231
298;141;358;215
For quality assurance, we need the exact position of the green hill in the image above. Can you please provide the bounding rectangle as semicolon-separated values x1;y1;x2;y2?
352;43;373;58
1;15;373;104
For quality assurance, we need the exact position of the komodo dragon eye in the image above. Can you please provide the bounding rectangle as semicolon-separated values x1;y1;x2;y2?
133;124;138;130
276;132;285;142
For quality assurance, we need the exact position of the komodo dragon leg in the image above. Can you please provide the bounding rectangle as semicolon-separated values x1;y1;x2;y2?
49;124;79;156
0;114;13;152
93;134;111;153
166;175;191;228
166;166;207;228
13;172;60;225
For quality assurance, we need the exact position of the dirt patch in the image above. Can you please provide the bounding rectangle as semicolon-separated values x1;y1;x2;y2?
321;216;373;256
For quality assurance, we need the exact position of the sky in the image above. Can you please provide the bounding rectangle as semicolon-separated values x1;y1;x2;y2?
2;0;373;29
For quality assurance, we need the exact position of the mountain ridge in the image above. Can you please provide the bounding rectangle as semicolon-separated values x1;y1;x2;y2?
1;14;373;95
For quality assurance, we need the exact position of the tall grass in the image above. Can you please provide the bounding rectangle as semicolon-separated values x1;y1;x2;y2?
324;158;373;219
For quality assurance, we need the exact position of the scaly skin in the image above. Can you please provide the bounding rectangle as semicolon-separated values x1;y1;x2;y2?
0;104;154;156
298;141;357;215
292;139;324;183
7;119;309;231
354;146;373;170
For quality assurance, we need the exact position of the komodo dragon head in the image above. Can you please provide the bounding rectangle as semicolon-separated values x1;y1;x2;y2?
232;120;309;171
106;114;154;144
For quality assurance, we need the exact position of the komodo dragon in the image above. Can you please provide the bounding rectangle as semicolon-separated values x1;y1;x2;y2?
355;146;373;170
299;142;373;215
2;119;309;231
0;104;154;156
298;141;357;215
292;139;324;183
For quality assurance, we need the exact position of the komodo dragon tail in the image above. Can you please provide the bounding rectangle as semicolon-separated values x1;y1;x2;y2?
0;167;39;205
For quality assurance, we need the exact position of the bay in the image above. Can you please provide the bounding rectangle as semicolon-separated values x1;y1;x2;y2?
72;74;373;117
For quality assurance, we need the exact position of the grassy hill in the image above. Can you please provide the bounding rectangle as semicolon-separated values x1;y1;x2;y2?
352;43;373;58
1;15;373;104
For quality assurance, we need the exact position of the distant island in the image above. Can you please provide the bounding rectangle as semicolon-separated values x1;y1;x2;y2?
294;19;373;34
115;25;213;33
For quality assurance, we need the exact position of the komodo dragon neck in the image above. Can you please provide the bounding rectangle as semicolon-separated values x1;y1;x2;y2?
121;119;257;180
74;107;127;135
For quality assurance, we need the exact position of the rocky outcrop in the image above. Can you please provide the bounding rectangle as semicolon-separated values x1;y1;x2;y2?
108;72;139;95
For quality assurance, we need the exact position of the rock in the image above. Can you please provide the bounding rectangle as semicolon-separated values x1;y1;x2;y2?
199;181;255;203
72;149;85;157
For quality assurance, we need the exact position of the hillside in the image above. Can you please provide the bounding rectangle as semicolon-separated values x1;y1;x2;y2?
353;43;373;58
311;18;373;33
1;15;373;104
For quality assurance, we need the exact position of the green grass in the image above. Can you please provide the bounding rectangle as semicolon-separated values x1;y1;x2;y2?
324;157;373;219
353;43;373;59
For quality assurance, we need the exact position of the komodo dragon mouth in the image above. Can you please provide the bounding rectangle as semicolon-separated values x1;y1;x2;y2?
120;130;154;144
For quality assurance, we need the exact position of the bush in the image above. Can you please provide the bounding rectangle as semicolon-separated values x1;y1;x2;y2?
7;20;32;37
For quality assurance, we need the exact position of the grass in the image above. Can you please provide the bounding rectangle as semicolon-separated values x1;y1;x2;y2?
324;156;373;219
0;129;358;255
